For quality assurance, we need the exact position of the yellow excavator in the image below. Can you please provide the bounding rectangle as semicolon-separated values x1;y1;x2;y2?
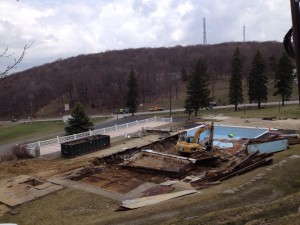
176;122;214;154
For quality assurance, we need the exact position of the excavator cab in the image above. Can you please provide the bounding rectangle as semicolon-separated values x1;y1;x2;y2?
186;136;193;143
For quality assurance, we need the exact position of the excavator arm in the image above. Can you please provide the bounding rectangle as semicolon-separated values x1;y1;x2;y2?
176;122;214;154
192;122;214;143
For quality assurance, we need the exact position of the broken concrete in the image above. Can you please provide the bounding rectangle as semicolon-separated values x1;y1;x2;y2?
0;175;63;207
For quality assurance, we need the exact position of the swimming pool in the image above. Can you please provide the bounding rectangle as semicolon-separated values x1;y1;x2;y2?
186;125;269;140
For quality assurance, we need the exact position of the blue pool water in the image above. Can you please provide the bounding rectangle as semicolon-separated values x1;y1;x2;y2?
186;125;268;140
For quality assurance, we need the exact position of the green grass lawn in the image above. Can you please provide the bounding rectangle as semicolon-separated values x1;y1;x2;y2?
0;121;65;145
157;104;300;120
212;104;300;119
0;117;111;146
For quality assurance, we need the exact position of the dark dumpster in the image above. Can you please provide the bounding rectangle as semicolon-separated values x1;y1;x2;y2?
61;135;110;158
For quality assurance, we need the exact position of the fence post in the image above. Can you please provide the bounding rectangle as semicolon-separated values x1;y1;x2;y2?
38;141;41;147
89;129;92;136
171;117;173;123
35;144;40;157
74;134;77;140
57;136;60;144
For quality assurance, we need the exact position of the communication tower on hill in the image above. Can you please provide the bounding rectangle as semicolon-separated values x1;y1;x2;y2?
243;24;246;42
203;18;207;45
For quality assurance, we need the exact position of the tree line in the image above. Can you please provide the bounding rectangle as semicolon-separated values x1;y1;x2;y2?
184;47;295;115
0;41;286;118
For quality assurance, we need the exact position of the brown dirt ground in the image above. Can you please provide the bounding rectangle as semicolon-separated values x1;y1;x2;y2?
0;117;300;224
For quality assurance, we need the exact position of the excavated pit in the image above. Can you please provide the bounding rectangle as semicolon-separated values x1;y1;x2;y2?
66;135;183;194
23;179;44;186
58;128;296;201
79;165;169;194
65;134;242;195
119;151;195;178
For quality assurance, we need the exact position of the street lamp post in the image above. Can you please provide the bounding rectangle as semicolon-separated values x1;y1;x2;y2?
290;0;300;104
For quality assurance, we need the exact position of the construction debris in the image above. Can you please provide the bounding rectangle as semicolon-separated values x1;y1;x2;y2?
120;150;195;178
145;128;172;133
59;127;297;208
191;151;273;188
0;175;63;207
65;166;104;181
287;136;300;145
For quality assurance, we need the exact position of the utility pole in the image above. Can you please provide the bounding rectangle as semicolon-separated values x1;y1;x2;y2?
243;24;246;42
203;18;207;45
290;0;300;104
169;73;172;116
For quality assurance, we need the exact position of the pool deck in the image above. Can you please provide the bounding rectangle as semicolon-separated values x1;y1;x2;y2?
187;124;269;140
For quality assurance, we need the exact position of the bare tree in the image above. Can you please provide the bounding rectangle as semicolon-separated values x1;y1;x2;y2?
0;43;33;78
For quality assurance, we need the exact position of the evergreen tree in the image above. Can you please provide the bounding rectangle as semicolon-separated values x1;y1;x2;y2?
65;102;93;135
184;98;193;118
180;66;188;82
248;50;268;109
274;52;294;106
185;59;210;116
126;70;139;116
229;47;243;111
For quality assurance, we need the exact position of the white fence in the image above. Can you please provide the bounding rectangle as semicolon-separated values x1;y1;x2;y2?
26;116;172;152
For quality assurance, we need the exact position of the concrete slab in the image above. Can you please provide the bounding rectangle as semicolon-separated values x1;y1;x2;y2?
0;175;63;207
121;190;198;209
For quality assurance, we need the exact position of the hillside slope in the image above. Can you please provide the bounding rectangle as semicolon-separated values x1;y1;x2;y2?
0;41;284;118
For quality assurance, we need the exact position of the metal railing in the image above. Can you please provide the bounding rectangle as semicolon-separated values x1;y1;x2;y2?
26;116;172;152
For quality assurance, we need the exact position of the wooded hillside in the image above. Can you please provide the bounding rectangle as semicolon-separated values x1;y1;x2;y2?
0;41;284;118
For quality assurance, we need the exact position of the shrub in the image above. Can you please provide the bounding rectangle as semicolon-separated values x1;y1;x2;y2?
11;145;32;159
0;153;15;163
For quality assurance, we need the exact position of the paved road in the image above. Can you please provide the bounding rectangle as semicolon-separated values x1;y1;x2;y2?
139;100;300;114
1;100;298;124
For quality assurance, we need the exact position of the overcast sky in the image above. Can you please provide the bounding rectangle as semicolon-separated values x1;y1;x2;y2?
0;0;293;73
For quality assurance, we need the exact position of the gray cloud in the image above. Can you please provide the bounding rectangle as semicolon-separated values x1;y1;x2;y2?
0;0;292;73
